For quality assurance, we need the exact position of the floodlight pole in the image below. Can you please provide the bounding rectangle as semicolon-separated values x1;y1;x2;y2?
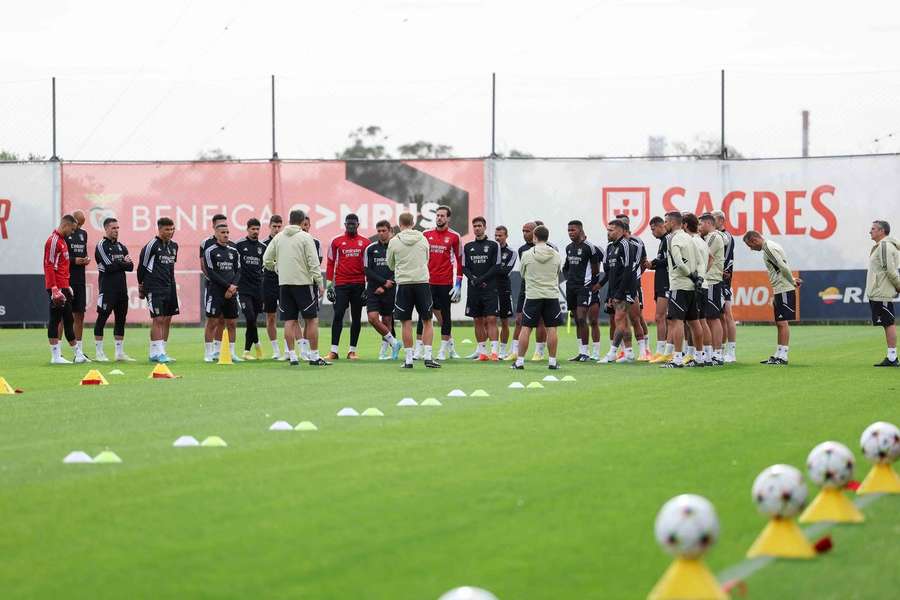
51;77;59;161
271;74;278;159
491;72;497;158
720;69;726;159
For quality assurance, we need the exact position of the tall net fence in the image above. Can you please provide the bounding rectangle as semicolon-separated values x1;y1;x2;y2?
2;69;899;161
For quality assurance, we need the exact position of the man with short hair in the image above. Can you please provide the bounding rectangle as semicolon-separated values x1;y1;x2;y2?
700;213;726;365
263;209;329;366
661;212;704;368
648;216;670;362
463;216;502;361
299;215;324;359
44;215;79;364
563;220;600;362
494;225;517;359
587;241;605;360
261;215;285;359
417;205;463;360
326;213;370;360
616;214;651;361
687;214;711;366
712;210;737;362
511;225;563;370
597;219;641;364
203;222;243;362
63;210;91;362
511;220;553;361
94;217;135;362
866;220;900;367
365;219;403;360
236;218;266;360
389;212;441;369
742;230;801;365
138;217;179;363
201;214;230;360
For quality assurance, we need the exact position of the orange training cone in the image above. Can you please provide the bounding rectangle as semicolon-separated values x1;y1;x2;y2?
799;488;864;523
857;463;900;494
648;558;728;600
80;369;109;385
746;518;814;559
0;377;15;394
148;364;176;379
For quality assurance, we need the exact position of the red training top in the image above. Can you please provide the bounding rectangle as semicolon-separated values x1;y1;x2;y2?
326;233;371;285
423;228;462;286
44;229;71;289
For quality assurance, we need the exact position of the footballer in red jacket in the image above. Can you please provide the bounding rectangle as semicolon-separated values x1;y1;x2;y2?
44;214;82;364
416;205;463;360
326;213;371;360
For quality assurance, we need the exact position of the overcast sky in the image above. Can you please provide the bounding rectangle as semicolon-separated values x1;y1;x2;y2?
2;0;899;160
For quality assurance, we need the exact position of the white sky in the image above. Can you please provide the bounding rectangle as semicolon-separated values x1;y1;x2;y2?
2;0;899;160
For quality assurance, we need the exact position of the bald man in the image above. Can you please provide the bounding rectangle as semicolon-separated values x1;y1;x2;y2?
62;210;92;361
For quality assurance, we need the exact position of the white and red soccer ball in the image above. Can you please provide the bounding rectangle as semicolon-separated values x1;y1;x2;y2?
654;494;719;559
751;464;808;518
806;441;855;488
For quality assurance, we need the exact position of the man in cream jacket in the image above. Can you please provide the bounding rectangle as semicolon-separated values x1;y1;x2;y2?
866;220;900;367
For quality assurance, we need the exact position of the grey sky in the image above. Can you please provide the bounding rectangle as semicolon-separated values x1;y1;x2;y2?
2;0;899;160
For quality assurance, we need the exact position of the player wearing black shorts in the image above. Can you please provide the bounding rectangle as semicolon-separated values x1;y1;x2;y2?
200;214;235;360
138;217;179;363
64;211;90;361
661;212;704;368
94;217;134;362
511;225;564;370
743;231;801;365
261;215;285;358
388;212;440;369
494;225;517;358
617;215;650;361
203;222;242;362
865;220;900;366
463;217;502;360
713;210;737;362
597;219;639;364
587;242;605;360
236;218;266;360
563;220;600;362
648;216;670;361
365;219;402;360
700;213;726;366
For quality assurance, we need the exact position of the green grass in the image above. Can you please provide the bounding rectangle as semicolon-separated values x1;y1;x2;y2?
0;324;898;599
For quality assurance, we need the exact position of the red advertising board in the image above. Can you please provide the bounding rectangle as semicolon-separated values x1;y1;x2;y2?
61;160;484;323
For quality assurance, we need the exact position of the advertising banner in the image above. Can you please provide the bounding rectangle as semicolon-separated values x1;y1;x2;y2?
0;162;58;274
799;269;899;321
492;156;899;272
61;160;484;323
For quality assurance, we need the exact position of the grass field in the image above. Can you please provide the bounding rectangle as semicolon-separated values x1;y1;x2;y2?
0;324;898;599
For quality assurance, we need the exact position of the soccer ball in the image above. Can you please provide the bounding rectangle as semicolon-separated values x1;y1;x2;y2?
751;464;807;518
860;421;900;464
438;587;498;600
806;441;855;488
653;494;719;559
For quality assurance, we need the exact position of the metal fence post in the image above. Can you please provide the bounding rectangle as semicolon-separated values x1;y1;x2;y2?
720;69;726;159
51;77;59;161
271;74;278;159
491;73;497;158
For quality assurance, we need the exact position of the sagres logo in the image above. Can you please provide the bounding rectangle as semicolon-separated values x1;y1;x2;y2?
602;187;650;235
818;286;865;304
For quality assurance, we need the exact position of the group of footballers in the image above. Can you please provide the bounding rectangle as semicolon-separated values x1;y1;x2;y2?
42;204;900;369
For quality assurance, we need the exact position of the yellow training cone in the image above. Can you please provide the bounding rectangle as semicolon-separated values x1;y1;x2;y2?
746;518;814;559
799;488;864;523
80;369;109;385
648;558;728;600
148;364;176;379
218;330;233;365
0;377;15;394
857;463;900;494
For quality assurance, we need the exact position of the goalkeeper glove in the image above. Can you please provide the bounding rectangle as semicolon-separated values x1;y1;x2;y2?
450;280;462;303
326;282;336;303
